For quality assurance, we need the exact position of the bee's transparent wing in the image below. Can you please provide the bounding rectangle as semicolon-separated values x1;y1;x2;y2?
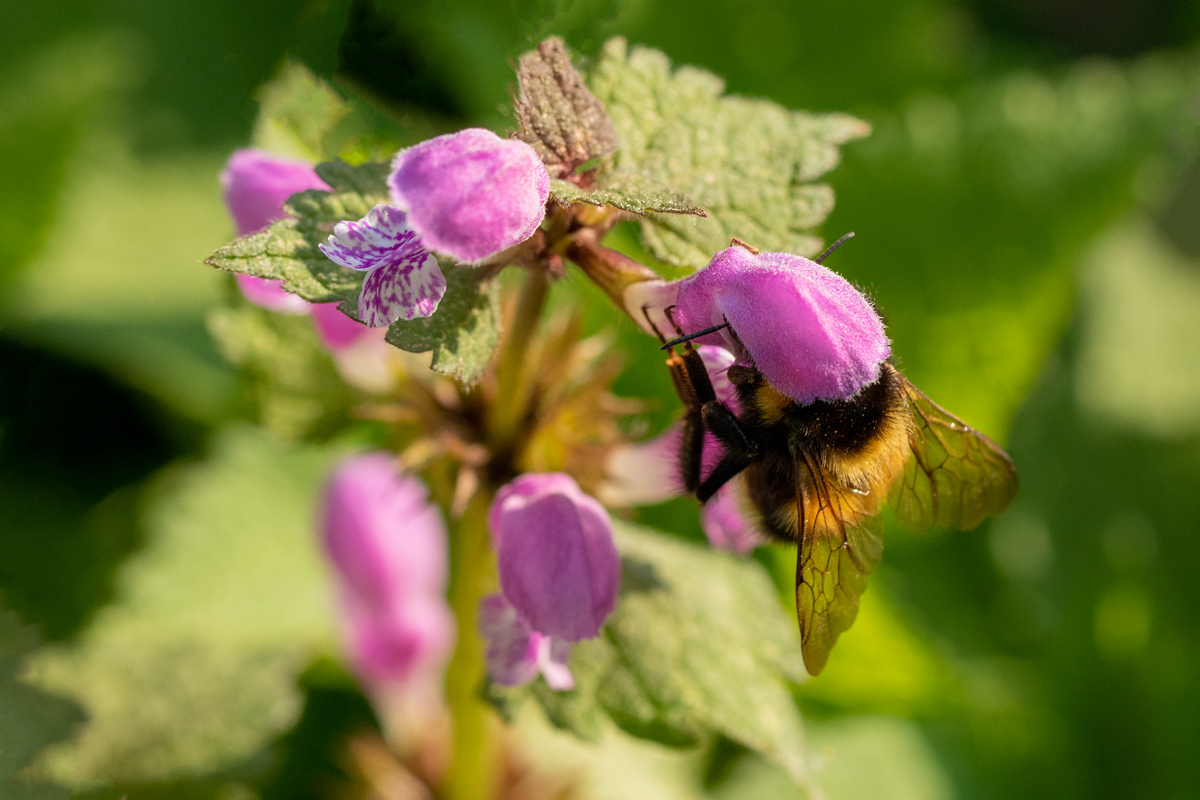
791;446;884;676
889;378;1018;533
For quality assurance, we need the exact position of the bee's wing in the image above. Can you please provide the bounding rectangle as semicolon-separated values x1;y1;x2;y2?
791;445;884;676
888;377;1018;533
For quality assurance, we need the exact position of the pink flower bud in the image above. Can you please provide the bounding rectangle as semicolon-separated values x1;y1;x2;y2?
388;128;550;263
220;149;330;314
321;454;454;684
675;247;890;404
488;473;619;643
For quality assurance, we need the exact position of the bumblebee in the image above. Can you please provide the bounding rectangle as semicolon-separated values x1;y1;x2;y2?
649;241;1018;675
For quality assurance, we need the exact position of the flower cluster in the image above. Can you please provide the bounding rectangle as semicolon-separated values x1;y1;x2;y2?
224;128;550;330
320;129;550;327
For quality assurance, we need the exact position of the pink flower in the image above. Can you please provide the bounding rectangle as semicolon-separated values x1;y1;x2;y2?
488;473;619;643
321;454;454;686
389;128;550;264
675;247;890;404
220;149;330;315
478;594;574;690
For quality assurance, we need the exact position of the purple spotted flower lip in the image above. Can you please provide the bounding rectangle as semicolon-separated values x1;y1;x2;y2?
478;594;574;690
319;205;446;327
675;247;891;404
321;453;455;685
389;128;550;264
489;473;620;644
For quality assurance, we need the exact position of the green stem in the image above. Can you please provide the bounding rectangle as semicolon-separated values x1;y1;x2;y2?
488;266;550;449
443;488;497;800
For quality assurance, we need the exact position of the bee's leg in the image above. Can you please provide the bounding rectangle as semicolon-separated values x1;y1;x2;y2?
701;401;758;458
696;453;750;503
678;408;704;493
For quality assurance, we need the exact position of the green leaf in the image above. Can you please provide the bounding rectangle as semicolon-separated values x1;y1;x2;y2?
207;299;358;440
514;37;619;180
384;265;501;385
549;175;704;217
251;59;412;165
0;608;83;799
496;524;812;789
588;38;869;267
204;160;388;305
27;426;342;786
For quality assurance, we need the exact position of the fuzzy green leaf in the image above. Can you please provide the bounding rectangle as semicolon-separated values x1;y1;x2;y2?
251;59;413;164
204;160;388;304
588;38;869;267
0;609;83;798
383;265;501;385
549;175;704;217
493;524;811;788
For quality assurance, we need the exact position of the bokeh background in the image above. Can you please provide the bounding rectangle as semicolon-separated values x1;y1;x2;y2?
3;0;1200;798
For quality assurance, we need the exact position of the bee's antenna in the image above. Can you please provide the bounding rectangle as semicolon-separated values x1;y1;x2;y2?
659;322;730;350
814;232;855;264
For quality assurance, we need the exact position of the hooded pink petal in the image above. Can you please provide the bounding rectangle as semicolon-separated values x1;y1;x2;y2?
322;454;448;608
221;149;329;313
675;248;890;404
389;128;550;263
221;148;331;236
321;455;455;686
489;473;619;642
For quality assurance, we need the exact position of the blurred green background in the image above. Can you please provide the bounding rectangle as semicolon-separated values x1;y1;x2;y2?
3;0;1200;798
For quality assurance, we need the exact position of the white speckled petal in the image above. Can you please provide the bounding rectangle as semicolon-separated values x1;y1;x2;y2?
319;205;422;272
358;251;446;327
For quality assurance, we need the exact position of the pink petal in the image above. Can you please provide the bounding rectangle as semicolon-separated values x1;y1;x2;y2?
220;148;330;236
536;636;575;691
478;594;540;687
321;454;449;612
236;274;311;314
676;247;890;404
701;482;761;554
389;128;550;263
311;302;371;350
320;205;424;272
489;473;620;642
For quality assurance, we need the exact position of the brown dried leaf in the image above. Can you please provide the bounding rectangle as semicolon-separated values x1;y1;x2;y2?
514;37;619;180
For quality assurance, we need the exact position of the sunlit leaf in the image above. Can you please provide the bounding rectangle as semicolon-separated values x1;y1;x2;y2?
588;38;869;267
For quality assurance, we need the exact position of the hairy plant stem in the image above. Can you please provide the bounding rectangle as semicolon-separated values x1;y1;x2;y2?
488;266;550;450
442;265;551;800
443;487;498;800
